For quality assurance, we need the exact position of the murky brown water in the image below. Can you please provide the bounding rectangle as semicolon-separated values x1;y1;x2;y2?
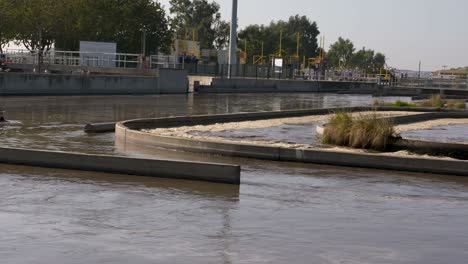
2;94;468;264
401;124;468;144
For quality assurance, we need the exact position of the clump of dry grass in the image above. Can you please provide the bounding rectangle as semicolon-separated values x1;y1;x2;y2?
372;99;385;107
430;94;444;108
321;111;352;146
417;94;443;108
322;111;398;151
446;100;466;109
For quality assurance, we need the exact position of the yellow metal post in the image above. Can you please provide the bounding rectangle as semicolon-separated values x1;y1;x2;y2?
278;30;283;57
296;32;300;58
191;28;196;56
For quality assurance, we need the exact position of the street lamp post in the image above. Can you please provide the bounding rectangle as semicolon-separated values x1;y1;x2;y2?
228;0;238;78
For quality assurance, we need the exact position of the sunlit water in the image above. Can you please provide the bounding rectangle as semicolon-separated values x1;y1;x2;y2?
1;94;468;264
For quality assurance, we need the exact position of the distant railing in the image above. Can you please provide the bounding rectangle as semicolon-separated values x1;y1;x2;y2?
5;50;141;69
397;77;468;89
3;50;408;84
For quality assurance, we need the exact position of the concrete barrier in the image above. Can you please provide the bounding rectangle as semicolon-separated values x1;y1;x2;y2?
158;68;189;93
115;108;468;177
195;77;379;94
0;147;241;184
0;70;188;95
279;148;468;176
84;123;116;133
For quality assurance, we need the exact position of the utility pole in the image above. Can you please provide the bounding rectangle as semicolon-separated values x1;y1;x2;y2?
141;28;147;69
141;28;147;56
37;29;42;74
418;60;421;80
228;0;238;78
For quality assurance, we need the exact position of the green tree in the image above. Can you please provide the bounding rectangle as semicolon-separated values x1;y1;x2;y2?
169;0;225;49
8;0;59;52
213;19;230;50
283;15;320;59
58;0;173;54
350;48;375;71
373;52;386;71
238;15;320;64
0;0;16;52
325;37;355;68
2;0;172;54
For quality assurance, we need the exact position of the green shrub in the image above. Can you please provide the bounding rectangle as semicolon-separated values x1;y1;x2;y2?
392;100;417;107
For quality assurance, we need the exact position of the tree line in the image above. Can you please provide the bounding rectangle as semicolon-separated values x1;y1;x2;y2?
324;37;386;73
238;15;320;64
0;0;173;54
0;0;386;72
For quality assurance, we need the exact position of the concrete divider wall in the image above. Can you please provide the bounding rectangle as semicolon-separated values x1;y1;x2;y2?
116;107;468;177
196;77;378;93
157;68;189;93
0;70;189;95
279;148;468;176
0;147;241;184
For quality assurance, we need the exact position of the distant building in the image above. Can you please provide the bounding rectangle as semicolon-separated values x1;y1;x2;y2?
433;68;468;79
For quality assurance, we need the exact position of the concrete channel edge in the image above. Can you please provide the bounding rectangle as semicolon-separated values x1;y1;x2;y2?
0;147;241;185
115;107;468;177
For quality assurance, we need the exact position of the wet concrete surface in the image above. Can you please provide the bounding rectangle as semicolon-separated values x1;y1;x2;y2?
402;124;468;144
2;93;468;264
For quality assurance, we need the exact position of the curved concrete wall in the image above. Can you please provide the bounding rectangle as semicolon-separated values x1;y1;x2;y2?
116;107;468;177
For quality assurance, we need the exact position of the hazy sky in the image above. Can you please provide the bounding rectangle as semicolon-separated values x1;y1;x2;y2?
160;0;468;71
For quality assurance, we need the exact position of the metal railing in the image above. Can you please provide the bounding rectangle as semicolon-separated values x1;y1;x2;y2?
148;63;383;83
5;50;141;69
397;77;468;89
2;50;403;85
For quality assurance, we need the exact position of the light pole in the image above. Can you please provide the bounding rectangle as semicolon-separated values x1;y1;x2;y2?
228;0;238;78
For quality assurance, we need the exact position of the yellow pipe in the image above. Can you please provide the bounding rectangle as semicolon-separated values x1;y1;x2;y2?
191;28;196;56
261;41;264;58
296;32;300;58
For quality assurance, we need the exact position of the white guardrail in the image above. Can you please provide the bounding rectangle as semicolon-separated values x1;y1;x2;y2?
3;50;178;69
